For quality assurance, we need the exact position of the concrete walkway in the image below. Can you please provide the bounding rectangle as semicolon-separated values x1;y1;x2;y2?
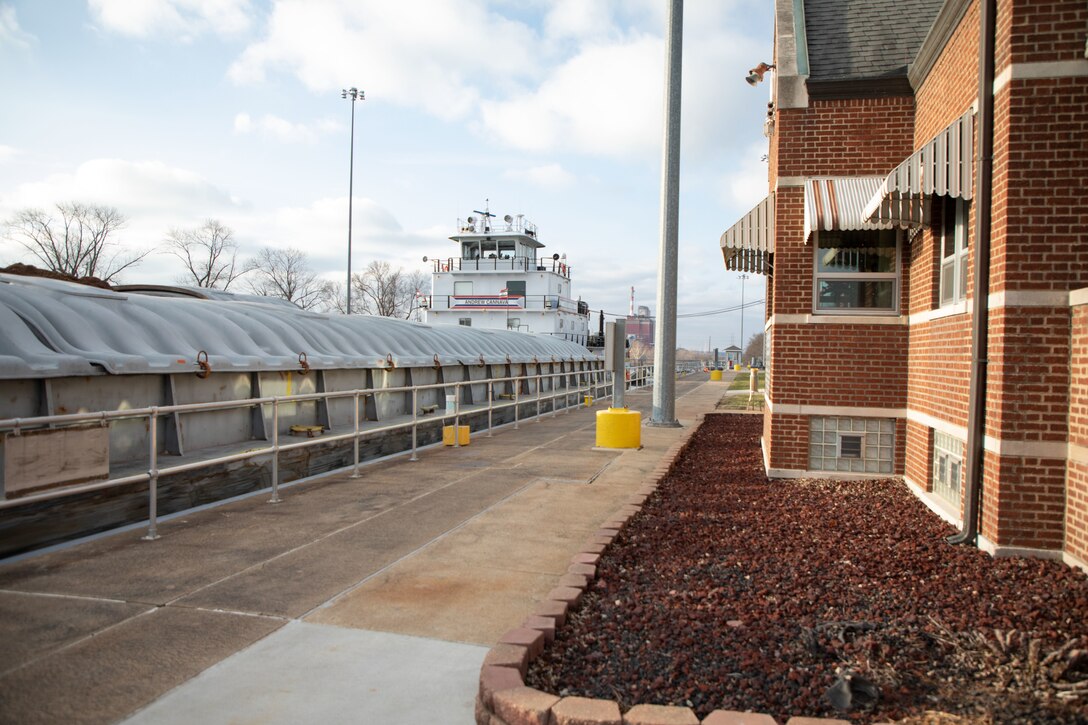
0;375;728;725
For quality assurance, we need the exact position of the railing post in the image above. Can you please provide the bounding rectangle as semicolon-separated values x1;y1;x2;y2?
409;387;417;459
454;382;462;447
142;408;160;541
269;397;281;504
514;377;520;429
487;380;493;437
536;374;542;421
351;391;361;478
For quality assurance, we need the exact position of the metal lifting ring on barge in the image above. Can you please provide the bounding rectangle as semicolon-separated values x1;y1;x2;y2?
0;273;634;558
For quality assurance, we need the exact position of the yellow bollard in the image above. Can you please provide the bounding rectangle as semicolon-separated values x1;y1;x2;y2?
710;369;723;381
595;407;641;448
584;395;594;407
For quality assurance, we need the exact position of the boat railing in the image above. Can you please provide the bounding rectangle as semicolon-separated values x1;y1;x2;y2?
424;294;584;314
432;256;572;279
0;365;656;541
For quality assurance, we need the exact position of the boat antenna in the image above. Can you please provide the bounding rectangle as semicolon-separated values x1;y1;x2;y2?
472;199;496;233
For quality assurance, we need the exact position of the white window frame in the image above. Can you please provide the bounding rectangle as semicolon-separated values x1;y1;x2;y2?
939;197;969;307
812;229;901;315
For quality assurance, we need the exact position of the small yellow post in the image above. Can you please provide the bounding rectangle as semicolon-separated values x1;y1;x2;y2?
442;425;470;446
584;395;594;407
709;369;723;381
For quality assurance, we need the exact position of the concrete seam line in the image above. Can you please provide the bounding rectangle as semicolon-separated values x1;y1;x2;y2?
0;604;159;679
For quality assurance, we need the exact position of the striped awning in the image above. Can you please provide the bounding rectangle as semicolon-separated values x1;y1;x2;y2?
863;110;975;227
804;176;895;240
720;194;774;275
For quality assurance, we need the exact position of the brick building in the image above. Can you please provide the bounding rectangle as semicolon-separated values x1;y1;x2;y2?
721;0;1088;571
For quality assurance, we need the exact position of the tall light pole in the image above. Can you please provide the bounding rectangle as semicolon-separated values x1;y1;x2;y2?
738;273;749;365
342;87;364;314
649;0;683;428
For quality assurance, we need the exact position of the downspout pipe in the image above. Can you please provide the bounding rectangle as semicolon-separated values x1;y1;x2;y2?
949;0;997;546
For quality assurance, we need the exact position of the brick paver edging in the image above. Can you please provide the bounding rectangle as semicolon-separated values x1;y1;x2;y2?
474;413;848;725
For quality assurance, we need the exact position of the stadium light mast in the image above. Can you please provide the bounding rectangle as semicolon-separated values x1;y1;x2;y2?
341;87;364;314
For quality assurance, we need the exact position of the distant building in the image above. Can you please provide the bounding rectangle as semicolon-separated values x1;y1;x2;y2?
721;345;742;367
626;305;654;346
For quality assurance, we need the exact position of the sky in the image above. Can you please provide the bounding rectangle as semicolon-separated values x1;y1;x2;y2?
0;0;774;351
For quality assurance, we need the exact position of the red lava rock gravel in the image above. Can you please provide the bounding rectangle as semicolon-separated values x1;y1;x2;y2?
525;414;1088;723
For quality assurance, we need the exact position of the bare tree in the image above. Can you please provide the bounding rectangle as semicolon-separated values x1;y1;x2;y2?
353;261;429;318
4;202;148;282
165;219;246;289
246;247;329;310
744;332;765;364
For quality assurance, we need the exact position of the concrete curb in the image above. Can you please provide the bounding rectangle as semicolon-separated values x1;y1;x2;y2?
473;413;850;725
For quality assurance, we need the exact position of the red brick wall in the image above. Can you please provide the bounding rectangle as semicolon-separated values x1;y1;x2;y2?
914;0;981;142
770;187;807;316
1067;303;1088;564
906;314;973;422
987;305;1072;443
770;324;908;408
774;98;916;178
1005;0;1088;65
986;454;1067;549
766;412;809;471
997;77;1088;292
905;419;934;492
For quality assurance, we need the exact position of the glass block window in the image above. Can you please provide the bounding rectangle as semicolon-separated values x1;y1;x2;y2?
932;431;964;504
809;417;894;473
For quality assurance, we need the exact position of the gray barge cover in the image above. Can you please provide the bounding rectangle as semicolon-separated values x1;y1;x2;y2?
0;273;597;379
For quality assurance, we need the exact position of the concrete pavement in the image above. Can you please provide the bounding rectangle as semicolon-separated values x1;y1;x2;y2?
0;374;728;724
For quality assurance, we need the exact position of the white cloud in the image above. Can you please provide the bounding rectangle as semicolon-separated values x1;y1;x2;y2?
0;4;35;48
543;0;617;42
224;1;767;163
233;112;341;143
0;158;239;216
480;35;663;158
504;163;576;189
88;0;253;39
725;143;771;208
0;145;18;163
228;0;538;119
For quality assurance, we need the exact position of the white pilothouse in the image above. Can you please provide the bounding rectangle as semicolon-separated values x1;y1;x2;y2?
422;205;592;346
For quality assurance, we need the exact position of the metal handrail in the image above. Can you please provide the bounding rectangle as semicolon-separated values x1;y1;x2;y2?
0;365;656;540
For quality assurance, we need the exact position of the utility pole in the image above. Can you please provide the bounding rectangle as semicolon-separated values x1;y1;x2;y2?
649;0;683;428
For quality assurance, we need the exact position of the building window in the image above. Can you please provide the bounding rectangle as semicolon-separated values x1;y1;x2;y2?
809;417;894;473
939;197;968;306
454;281;473;295
932;431;963;504
813;229;899;313
505;281;526;297
458;318;472;326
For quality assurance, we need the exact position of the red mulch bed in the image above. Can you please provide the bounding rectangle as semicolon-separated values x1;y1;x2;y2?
526;414;1088;723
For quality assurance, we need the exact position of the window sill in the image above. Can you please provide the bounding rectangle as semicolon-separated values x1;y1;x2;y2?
768;313;907;326
907;300;968;325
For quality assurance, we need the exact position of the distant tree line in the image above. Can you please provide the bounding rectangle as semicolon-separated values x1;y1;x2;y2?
1;201;427;318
